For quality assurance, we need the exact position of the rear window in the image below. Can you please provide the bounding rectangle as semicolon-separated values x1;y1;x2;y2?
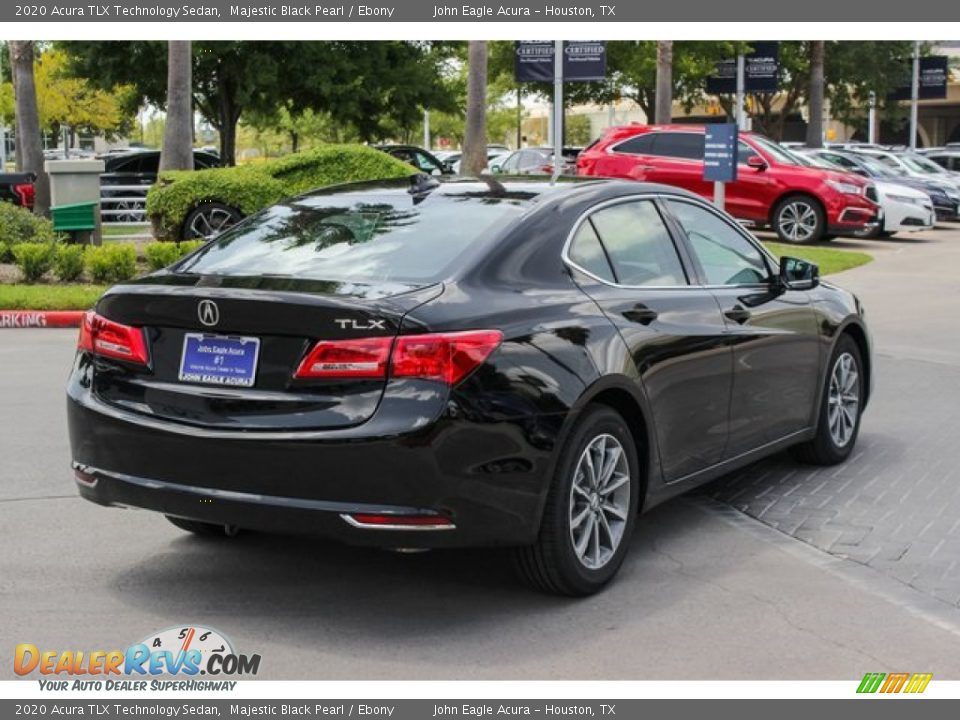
178;189;531;283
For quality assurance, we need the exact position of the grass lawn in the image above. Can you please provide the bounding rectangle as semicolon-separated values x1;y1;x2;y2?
762;242;873;276
0;284;106;310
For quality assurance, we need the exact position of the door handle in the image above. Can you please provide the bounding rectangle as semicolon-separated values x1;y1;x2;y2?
724;305;751;324
622;305;659;325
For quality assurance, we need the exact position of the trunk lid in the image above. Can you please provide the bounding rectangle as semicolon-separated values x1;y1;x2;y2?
91;274;442;431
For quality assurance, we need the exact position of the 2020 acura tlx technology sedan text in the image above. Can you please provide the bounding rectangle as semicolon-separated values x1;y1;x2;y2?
67;176;872;595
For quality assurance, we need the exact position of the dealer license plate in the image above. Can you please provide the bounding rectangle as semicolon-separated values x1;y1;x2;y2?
178;333;260;388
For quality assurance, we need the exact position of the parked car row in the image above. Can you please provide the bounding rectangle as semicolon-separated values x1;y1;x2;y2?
575;125;881;244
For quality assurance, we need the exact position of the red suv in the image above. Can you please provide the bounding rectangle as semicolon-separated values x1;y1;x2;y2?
576;124;880;244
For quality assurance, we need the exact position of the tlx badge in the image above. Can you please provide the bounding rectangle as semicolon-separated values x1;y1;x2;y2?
335;318;386;331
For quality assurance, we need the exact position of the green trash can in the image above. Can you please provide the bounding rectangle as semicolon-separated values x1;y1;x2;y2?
51;202;98;233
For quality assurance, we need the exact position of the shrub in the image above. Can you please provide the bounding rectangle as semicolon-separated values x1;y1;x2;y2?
0;203;58;261
143;241;182;271
146;144;417;240
53;244;87;282
86;243;138;284
178;240;207;257
11;243;55;282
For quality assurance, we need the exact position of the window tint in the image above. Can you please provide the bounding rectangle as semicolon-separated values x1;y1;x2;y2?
666;200;770;285
615;134;655;155
651;132;704;160
500;153;520;172
179;190;529;283
738;141;760;165
588;200;687;287
518;151;546;169
822;152;856;170
567;221;614;283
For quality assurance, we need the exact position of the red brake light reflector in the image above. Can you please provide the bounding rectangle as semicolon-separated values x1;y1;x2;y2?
346;513;455;529
294;336;392;379
78;311;149;365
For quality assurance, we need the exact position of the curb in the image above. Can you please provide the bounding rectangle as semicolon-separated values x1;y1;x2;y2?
0;310;85;329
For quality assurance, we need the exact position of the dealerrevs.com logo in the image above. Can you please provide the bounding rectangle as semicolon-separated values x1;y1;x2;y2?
15;626;261;691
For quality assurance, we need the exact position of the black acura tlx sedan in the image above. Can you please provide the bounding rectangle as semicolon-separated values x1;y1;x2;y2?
67;175;872;595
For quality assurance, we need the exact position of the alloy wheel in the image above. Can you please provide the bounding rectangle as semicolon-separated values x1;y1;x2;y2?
568;433;631;570
827;352;860;448
778;201;819;242
188;207;238;239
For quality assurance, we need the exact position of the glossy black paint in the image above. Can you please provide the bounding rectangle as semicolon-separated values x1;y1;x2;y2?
67;177;872;548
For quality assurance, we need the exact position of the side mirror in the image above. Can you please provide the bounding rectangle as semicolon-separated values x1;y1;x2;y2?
490;164;502;174
779;256;819;290
853;168;869;177
747;155;768;171
431;168;443;177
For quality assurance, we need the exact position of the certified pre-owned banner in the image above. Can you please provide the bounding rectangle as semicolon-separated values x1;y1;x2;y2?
515;41;607;82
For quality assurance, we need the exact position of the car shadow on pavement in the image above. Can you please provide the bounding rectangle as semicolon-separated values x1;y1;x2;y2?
104;498;716;660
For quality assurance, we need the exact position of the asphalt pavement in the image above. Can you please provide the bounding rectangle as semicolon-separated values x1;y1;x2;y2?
2;226;960;680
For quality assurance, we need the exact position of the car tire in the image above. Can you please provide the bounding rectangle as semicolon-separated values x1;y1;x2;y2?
513;405;640;596
181;202;244;240
166;515;241;538
773;195;826;244
792;334;864;466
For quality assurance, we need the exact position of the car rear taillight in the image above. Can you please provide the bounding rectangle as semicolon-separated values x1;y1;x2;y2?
294;330;502;385
78;311;149;365
294;337;392;379
13;183;34;208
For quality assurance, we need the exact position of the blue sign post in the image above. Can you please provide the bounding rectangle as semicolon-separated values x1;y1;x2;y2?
704;123;738;209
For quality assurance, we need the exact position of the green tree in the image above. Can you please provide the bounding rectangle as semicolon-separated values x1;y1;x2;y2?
61;41;457;165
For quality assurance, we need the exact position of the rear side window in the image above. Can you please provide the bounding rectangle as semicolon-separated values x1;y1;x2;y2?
179;190;530;283
568;221;614;282
651;132;704;160
587;200;687;287
614;134;655;155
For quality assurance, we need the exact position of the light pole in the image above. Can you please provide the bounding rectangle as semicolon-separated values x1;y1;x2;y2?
909;41;920;151
868;91;877;144
0;47;7;169
552;39;563;181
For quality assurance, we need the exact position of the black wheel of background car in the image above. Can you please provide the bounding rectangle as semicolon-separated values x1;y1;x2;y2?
182;202;244;240
773;195;825;244
792;334;864;466
513;405;640;596
165;515;241;538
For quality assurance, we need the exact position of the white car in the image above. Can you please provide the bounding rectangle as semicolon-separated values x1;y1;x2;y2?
869;181;935;237
851;148;960;194
798;150;934;237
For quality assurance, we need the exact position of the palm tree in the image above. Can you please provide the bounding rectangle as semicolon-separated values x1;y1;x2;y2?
461;41;488;177
159;41;194;172
806;41;825;148
9;41;50;215
654;41;673;124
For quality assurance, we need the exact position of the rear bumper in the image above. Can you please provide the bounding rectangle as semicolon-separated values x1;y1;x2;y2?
67;377;562;549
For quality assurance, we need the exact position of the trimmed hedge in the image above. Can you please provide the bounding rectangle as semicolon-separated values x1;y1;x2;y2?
0;203;58;262
11;243;56;282
146;144;417;240
143;239;210;271
53;244;87;282
86;243;138;284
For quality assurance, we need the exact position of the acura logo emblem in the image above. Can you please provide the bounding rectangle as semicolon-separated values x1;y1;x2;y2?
198;300;220;327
